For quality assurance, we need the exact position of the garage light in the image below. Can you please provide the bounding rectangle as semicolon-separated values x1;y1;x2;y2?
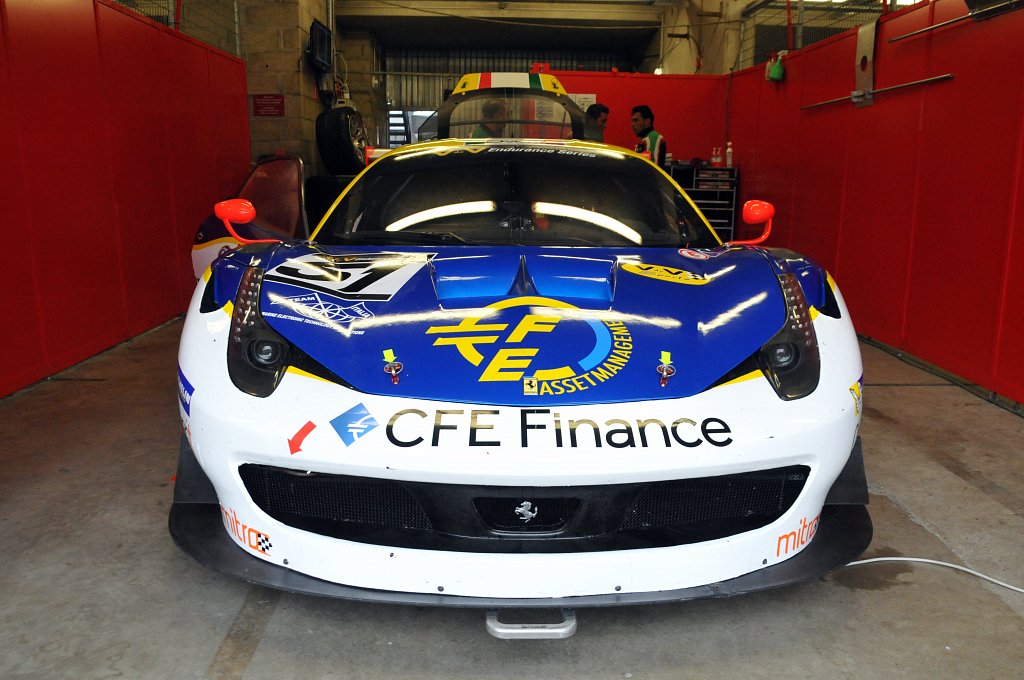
532;202;642;244
386;201;497;232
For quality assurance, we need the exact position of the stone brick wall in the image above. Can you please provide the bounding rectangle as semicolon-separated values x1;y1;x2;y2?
336;31;387;148
238;0;328;175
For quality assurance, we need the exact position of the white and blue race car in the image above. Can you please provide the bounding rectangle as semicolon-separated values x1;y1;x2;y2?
171;74;870;613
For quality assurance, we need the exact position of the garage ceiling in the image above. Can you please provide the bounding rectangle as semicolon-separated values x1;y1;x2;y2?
334;1;666;55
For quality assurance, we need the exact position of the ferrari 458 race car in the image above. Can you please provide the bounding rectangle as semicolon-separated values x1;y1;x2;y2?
171;73;870;636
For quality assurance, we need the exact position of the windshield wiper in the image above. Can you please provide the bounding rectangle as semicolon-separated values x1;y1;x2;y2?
333;230;475;245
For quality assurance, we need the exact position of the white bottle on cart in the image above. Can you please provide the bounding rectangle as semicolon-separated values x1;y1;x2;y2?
725;141;734;168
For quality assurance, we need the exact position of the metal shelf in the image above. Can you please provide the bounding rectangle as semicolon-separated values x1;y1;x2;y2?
670;165;738;242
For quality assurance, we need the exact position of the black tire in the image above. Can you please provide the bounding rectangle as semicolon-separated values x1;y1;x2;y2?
315;106;368;175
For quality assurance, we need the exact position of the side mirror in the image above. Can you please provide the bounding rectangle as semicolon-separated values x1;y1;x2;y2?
728;199;775;245
213;199;278;244
214;198;256;224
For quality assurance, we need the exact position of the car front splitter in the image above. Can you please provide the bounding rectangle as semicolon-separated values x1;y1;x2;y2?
169;499;871;608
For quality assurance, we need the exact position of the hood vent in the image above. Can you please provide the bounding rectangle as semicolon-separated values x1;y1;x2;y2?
509;255;539;297
432;252;615;304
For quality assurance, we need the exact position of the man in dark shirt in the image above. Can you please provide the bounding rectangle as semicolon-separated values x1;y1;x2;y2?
584;103;609;142
631;104;667;168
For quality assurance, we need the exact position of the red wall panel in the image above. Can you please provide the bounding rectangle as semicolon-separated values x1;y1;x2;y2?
97;4;178;335
4;0;126;378
163;34;226;308
832;93;924;342
0;1;48;396
1;0;249;397
734;61;802;246
199;50;252;302
840;2;932;340
873;5;932;89
723;1;1024;404
723;71;761;187
993;81;1024;395
902;12;1024;382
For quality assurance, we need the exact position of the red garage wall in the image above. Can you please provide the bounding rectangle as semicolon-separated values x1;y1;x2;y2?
724;0;1024;405
561;1;1024;405
0;0;249;397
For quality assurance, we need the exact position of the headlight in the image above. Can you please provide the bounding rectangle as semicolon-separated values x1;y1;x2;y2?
227;266;291;397
250;339;285;366
757;272;820;400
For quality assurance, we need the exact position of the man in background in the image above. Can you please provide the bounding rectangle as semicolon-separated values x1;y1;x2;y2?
631;104;667;169
472;100;509;138
584;103;609;142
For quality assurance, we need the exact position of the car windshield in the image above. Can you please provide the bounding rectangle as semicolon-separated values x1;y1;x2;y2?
418;90;574;141
315;145;719;248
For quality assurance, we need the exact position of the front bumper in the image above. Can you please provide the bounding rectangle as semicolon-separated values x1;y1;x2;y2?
169;435;871;607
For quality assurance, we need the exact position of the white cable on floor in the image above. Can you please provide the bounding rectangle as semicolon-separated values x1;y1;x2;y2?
845;557;1024;594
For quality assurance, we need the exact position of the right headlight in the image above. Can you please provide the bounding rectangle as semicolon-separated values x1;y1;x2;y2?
227;266;291;397
757;271;820;400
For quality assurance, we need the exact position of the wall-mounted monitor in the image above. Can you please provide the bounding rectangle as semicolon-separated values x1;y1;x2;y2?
308;18;332;73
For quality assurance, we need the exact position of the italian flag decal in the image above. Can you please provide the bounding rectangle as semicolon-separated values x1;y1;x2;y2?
454;72;565;94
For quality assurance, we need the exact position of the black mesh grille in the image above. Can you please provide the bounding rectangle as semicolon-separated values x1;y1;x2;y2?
620;468;808;530
239;465;432;533
238;464;809;553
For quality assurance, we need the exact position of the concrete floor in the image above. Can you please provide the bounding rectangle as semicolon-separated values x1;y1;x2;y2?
1;318;1022;679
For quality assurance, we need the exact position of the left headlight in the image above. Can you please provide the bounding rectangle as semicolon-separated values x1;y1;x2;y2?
227;266;291;397
757;271;820;400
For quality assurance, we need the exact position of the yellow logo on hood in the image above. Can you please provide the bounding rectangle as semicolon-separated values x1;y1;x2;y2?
425;296;631;395
621;263;710;285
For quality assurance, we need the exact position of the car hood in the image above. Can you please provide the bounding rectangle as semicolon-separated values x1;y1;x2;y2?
252;245;790;405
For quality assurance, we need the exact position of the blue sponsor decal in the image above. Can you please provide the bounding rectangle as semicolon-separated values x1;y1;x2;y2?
177;366;195;416
330;404;378;446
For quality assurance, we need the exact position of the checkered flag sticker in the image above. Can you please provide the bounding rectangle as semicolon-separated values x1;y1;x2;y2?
256;533;272;554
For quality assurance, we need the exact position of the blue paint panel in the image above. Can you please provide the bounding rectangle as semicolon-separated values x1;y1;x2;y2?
791;260;826;310
209;245;281;308
213;244;789;405
196;213;230;244
212;260;246;309
526;254;615;301
432;253;520;300
431;252;616;302
762;248;827;310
